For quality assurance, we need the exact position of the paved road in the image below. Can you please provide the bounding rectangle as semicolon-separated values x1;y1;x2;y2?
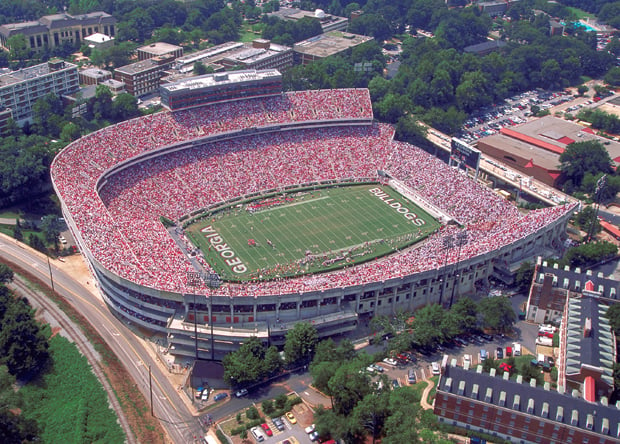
0;234;205;443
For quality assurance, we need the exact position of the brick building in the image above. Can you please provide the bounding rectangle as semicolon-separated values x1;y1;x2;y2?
114;55;175;97
137;42;184;61
435;363;620;444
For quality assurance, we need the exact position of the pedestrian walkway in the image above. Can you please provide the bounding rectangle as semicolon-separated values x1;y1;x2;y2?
420;377;435;410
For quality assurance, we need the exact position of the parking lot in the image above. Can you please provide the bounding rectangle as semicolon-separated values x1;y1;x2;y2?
225;402;322;444
371;294;540;387
458;89;575;144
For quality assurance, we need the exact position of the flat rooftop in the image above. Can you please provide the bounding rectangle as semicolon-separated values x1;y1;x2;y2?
115;57;170;75
294;31;373;57
161;69;281;93
479;115;620;164
0;61;76;87
479;133;561;170
173;41;290;73
138;42;183;55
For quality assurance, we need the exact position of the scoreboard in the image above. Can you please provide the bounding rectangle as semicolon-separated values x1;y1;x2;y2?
450;138;481;176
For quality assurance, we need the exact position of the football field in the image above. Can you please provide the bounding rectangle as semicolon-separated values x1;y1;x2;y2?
185;184;440;281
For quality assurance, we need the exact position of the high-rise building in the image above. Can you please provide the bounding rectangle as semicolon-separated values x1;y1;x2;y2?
0;59;79;123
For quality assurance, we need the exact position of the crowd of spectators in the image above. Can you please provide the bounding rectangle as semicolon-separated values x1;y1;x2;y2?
51;88;574;299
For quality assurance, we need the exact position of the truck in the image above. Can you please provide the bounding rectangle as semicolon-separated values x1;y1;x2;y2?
536;336;553;346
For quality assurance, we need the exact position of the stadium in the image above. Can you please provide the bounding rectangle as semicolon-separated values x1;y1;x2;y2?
51;70;575;360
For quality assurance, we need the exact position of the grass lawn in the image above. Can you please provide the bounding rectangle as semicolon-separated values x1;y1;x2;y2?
427;375;439;405
566;7;595;20
0;209;20;219
239;23;264;42
0;223;45;242
185;184;440;281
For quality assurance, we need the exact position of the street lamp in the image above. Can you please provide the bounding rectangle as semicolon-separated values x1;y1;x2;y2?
586;174;607;243
438;234;454;306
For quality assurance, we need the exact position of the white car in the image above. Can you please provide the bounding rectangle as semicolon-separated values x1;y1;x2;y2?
382;358;398;366
431;362;440;375
463;354;472;366
305;424;316;434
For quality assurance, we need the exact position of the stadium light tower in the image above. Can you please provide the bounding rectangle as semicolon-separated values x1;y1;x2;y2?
448;231;468;309
186;272;220;361
586;174;607;243
438;234;454;307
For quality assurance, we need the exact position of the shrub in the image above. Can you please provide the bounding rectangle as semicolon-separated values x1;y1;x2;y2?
275;393;288;409
262;399;274;414
216;429;230;443
246;406;260;420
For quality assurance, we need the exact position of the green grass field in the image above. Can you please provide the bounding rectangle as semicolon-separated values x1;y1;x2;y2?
185;184;440;281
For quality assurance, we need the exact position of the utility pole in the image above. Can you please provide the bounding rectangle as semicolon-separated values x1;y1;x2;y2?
47;255;55;292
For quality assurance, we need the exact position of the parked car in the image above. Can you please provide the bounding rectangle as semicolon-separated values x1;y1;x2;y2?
195;387;205;399
496;347;504;360
273;417;285;431
392;379;400;389
261;423;272;437
309;431;320;442
213;392;228;401
305;424;316;434
250;427;265;442
371;363;385;372
431;361;440;375
235;388;248;398
382;358;398;366
408;369;417;384
285;411;297;424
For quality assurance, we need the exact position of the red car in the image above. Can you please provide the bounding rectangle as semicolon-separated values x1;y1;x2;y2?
261;423;273;437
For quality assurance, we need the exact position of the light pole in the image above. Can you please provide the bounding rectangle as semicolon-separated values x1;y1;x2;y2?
438;234;454;306
586;174;607;243
47;255;54;292
449;231;468;308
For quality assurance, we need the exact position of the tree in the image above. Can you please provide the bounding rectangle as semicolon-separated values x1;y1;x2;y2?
6;34;30;64
12;219;23;242
352;391;391;442
112;93;140;121
577;84;589;96
328;361;372;415
412;304;446;348
605;66;620;87
449;297;479;333
223;336;269;386
283;322;318;366
606;303;620;335
32;93;65;137
478;296;516;333
40;215;62;245
0;296;50;379
60;122;81;142
559;141;613;191
0;264;14;284
514;262;534;293
193;61;213;76
564;241;617;267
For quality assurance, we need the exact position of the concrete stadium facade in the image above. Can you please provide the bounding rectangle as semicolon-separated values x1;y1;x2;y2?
51;90;572;361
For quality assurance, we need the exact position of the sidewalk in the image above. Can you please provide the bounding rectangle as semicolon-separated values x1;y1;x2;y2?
420;377;435;410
